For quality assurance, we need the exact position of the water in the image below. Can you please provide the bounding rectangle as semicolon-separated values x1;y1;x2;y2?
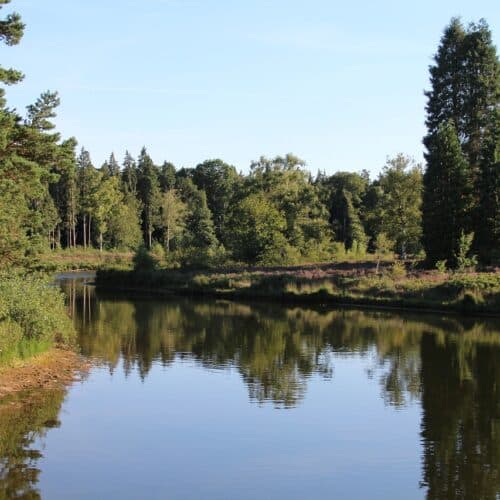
1;275;499;499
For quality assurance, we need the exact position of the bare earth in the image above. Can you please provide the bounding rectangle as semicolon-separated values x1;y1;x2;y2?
0;348;90;400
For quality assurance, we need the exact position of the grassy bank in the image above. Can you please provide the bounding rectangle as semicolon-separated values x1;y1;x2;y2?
0;274;76;366
96;262;500;315
31;248;133;272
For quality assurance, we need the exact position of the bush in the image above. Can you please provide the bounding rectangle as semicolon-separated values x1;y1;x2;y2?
0;274;75;362
390;260;407;279
132;246;159;272
435;260;447;273
455;231;478;272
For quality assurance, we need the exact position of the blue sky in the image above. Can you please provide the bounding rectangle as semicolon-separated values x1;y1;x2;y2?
2;0;499;176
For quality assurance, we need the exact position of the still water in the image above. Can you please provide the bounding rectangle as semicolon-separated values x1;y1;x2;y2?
1;275;499;499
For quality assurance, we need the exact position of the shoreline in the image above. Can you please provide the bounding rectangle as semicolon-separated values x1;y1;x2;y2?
94;281;500;318
0;347;90;401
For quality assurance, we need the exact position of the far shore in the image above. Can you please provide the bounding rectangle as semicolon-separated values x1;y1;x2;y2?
95;263;500;317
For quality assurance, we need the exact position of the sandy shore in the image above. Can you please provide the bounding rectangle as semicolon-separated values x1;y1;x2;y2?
0;348;90;400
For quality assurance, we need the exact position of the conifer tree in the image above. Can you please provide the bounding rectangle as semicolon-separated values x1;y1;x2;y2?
101;152;120;178
136;147;161;248
121;150;138;195
423;18;499;264
423;121;471;264
77;148;99;248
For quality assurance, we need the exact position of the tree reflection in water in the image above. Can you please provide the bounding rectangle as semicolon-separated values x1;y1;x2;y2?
0;390;65;499
2;277;495;499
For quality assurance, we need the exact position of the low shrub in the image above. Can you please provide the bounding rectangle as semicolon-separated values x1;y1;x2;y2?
0;274;75;363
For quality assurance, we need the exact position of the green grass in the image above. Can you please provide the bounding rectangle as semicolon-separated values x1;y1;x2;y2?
30;248;133;272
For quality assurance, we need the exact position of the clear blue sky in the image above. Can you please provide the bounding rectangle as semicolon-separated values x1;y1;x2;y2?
2;0;499;176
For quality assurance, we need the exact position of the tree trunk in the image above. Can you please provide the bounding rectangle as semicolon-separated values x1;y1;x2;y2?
166;224;170;252
83;214;87;249
88;215;92;248
148;228;152;249
99;232;103;252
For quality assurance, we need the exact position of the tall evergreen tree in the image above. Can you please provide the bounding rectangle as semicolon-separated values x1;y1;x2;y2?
423;18;499;264
423;121;471;264
178;178;217;251
136;147;161;248
101;152;120;178
77;148;99;248
121;150;138;195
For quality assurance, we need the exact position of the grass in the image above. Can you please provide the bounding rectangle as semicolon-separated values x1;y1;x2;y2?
31;248;133;272
96;261;500;315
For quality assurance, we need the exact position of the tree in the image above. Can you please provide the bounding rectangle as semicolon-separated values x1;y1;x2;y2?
192;159;240;241
476;111;500;263
423;121;471;265
107;192;142;250
179;179;217;251
227;193;286;263
136;147;161;248
101;152;120;178
121;151;138;195
244;154;331;258
91;175;122;251
160;190;186;252
423;18;499;263
322;171;369;250
378;155;422;258
159;161;176;192
0;0;24;107
77;148;100;248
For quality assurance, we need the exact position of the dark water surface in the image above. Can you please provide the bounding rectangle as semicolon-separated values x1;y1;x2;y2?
1;275;499;499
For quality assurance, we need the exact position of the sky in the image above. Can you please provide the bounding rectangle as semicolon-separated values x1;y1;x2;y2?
2;0;499;176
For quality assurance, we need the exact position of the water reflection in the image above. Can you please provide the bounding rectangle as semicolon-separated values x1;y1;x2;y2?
1;277;498;499
0;390;65;499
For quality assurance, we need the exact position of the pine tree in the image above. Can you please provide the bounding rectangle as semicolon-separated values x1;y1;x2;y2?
179;178;217;250
476;120;500;263
423;121;471;264
121;150;138;195
101;152;120;178
77;148;99;248
0;0;24;107
423;18;499;264
136;147;161;248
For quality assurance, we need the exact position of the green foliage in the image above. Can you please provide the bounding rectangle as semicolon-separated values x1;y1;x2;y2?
378;154;422;257
227;193;286;263
423;121;472;265
454;231;478;272
0;273;75;362
435;260;448;273
132;245;159;272
424;18;499;265
390;260;407;279
137;147;161;248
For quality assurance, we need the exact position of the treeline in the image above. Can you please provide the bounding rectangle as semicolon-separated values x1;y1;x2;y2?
5;140;426;267
0;3;498;269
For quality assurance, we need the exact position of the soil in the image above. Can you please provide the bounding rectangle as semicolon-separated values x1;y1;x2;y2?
0;347;91;400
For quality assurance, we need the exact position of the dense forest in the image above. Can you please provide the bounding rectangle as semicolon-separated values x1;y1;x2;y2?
0;1;498;269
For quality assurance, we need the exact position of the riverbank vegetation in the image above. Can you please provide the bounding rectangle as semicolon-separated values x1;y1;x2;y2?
97;264;500;315
0;274;75;365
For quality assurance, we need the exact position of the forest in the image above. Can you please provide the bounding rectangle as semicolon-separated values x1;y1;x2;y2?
0;3;498;272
